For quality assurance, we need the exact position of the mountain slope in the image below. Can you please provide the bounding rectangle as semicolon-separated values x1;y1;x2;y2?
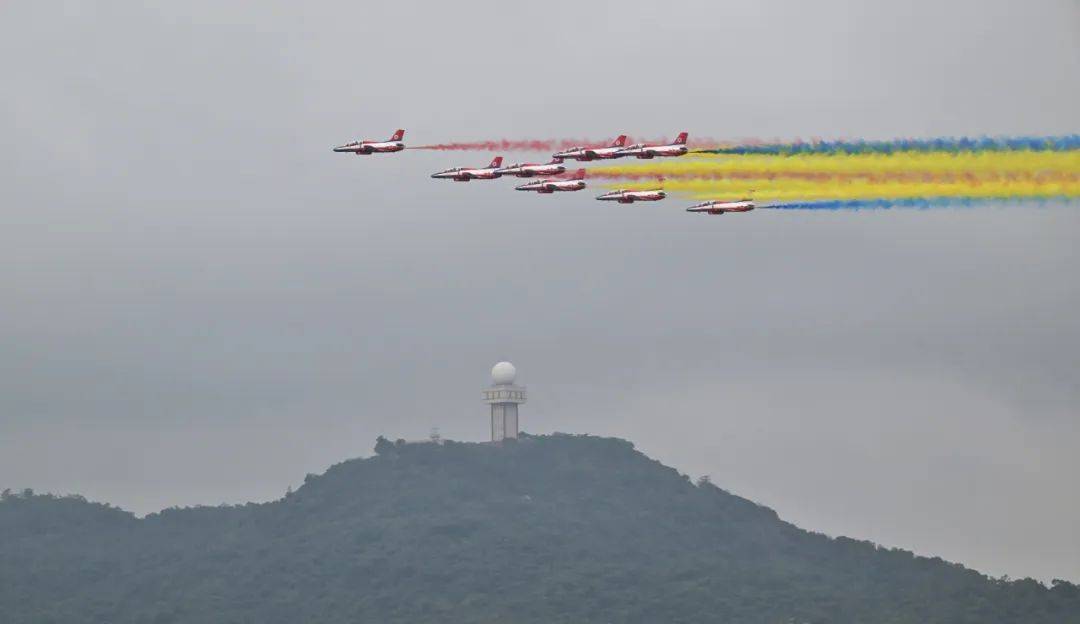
2;433;1077;623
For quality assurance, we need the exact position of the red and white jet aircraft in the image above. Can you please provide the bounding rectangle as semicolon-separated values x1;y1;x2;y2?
552;135;630;161
595;188;667;203
496;159;567;178
617;132;689;159
333;129;405;155
431;156;505;182
515;169;586;194
686;196;757;215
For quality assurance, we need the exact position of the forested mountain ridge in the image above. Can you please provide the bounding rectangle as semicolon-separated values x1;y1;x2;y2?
2;433;1078;623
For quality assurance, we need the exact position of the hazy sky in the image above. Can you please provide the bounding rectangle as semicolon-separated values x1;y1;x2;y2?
2;1;1078;582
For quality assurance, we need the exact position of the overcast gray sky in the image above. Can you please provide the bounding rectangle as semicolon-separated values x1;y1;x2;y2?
2;0;1078;582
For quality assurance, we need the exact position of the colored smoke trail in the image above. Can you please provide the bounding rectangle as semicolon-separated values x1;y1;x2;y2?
410;139;580;152
609;177;1076;201
594;151;1080;178
698;135;1080;155
408;134;1080;154
589;147;1080;203
410;136;722;152
767;197;1072;210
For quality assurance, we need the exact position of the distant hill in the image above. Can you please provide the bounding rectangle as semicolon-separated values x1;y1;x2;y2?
2;433;1077;623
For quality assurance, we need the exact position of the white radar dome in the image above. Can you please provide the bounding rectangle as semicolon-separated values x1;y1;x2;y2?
491;361;517;385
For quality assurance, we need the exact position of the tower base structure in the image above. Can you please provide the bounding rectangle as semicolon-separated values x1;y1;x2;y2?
483;362;526;443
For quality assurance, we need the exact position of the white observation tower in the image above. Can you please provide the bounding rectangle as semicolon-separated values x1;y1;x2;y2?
483;361;527;442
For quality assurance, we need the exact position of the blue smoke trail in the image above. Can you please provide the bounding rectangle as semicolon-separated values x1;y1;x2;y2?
768;196;1075;210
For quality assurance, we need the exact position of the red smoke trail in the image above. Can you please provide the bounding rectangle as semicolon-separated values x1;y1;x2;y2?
410;139;571;152
409;136;726;152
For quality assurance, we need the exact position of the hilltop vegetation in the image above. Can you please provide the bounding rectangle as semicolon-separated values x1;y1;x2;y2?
2;433;1077;623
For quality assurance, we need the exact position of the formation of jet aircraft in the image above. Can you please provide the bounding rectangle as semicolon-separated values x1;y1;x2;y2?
333;129;772;215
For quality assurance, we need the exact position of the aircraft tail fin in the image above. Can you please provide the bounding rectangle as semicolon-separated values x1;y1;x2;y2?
550;157;564;164
489;156;503;169
390;129;405;141
673;132;688;145
611;134;627;147
570;168;586;180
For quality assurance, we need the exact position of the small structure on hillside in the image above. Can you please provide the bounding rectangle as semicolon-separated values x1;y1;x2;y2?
482;361;526;442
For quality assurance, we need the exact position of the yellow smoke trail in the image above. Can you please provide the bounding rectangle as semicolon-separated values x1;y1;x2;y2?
590;151;1080;201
